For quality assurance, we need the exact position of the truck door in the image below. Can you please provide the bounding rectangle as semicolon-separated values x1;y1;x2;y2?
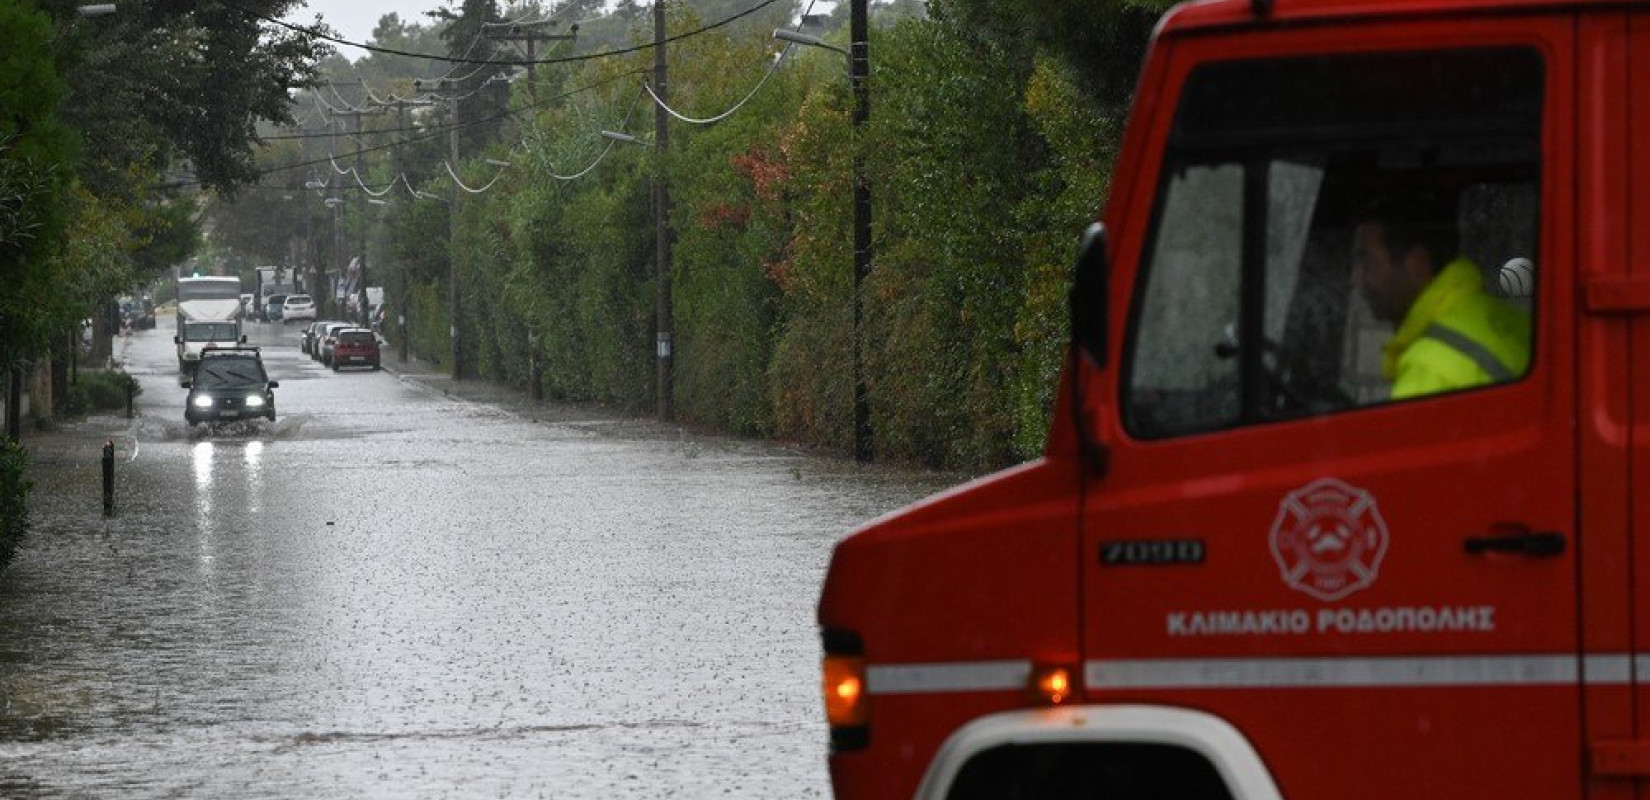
1080;21;1580;800
1594;7;1650;793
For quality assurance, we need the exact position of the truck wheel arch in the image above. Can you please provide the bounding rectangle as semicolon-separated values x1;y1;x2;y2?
914;705;1283;800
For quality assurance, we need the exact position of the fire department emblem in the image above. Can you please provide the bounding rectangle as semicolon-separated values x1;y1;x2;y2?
1269;478;1388;602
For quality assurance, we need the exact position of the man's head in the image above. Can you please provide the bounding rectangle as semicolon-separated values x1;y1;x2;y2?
1352;192;1458;324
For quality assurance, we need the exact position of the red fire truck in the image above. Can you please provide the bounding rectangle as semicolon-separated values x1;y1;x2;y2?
818;0;1650;797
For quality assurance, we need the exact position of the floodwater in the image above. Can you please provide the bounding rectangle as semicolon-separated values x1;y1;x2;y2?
0;322;960;798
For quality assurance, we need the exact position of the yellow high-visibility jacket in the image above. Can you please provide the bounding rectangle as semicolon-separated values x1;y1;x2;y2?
1382;257;1531;400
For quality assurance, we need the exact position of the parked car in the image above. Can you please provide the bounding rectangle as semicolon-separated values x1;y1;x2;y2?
263;294;287;322
302;320;341;356
316;322;353;364
240;294;255;319
180;347;277;426
281;294;316;324
131;297;156;330
330;328;381;371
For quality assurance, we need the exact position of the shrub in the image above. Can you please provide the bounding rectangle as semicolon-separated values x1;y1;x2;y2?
64;368;140;416
0;438;30;570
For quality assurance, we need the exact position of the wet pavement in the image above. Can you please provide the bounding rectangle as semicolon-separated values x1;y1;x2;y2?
0;321;960;798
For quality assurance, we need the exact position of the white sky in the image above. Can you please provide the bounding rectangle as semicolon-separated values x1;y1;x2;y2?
283;1;834;54
284;0;448;51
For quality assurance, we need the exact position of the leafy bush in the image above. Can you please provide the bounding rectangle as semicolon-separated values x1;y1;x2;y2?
0;437;31;570
64;368;140;416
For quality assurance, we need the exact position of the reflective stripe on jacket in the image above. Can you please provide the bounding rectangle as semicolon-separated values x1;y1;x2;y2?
1382;258;1531;400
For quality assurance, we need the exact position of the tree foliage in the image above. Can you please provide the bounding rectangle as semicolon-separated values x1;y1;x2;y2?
197;0;1161;472
1;0;323;388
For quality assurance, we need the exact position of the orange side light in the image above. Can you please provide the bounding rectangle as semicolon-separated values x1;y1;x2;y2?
822;655;869;727
1029;664;1075;706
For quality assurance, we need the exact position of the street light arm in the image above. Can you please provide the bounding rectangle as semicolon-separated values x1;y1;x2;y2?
600;130;650;147
772;28;849;59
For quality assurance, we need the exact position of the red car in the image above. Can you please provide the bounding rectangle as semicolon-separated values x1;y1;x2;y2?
329;328;380;371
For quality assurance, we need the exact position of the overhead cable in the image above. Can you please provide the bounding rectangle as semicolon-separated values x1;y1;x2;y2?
232;0;784;67
536;86;647;181
641;0;817;126
443;159;508;194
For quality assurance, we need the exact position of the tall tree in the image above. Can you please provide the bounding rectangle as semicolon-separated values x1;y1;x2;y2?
52;0;324;196
0;0;76;368
433;0;512;156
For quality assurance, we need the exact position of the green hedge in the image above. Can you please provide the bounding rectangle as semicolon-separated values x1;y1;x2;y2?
0;438;30;570
369;10;1140;473
63;368;140;416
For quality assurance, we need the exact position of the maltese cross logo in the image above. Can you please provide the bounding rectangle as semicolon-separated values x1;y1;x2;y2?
1270;478;1389;602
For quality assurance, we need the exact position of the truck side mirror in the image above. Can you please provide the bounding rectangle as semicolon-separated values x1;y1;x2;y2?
173;336;182;345
240;335;247;343
1070;222;1109;367
179;379;191;389
1067;221;1111;476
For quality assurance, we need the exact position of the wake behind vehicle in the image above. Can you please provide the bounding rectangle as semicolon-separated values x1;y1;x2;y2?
179;347;277;426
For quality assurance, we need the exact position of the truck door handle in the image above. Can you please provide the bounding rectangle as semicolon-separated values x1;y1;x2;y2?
1464;525;1565;557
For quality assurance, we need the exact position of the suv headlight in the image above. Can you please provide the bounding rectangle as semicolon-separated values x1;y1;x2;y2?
245;395;266;407
192;396;214;408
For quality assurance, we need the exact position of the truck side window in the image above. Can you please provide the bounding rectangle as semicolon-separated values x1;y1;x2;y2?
1124;48;1542;439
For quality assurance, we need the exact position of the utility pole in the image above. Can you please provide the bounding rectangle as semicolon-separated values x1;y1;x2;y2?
414;77;464;381
850;0;873;462
653;0;673;422
383;98;432;365
484;21;576;103
318;81;364;317
330;107;385;328
449;100;463;381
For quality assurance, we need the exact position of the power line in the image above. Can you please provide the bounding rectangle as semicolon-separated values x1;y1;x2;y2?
228;0;784;67
262;68;643;147
642;0;821;126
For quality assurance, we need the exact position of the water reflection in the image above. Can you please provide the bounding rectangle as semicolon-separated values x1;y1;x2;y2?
244;440;264;515
192;440;214;488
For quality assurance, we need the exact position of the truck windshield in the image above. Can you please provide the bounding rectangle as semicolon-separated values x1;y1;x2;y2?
185;323;240;342
1124;47;1542;439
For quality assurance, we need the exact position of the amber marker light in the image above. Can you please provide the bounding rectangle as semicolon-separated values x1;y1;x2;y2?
822;655;869;726
1029;663;1076;706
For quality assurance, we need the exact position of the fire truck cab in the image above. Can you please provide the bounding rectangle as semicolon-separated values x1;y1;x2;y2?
818;0;1650;797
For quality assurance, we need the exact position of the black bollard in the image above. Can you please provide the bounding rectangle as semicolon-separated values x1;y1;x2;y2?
101;440;114;516
125;380;134;419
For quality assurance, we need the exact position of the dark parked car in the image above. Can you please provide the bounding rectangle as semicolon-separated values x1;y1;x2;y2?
330;328;381;371
131;298;156;330
263;294;287;322
180;348;278;426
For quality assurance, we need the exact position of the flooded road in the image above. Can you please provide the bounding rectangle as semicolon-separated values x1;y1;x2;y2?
0;321;959;798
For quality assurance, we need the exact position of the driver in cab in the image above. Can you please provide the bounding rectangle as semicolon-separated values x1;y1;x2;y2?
1351;192;1531;400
